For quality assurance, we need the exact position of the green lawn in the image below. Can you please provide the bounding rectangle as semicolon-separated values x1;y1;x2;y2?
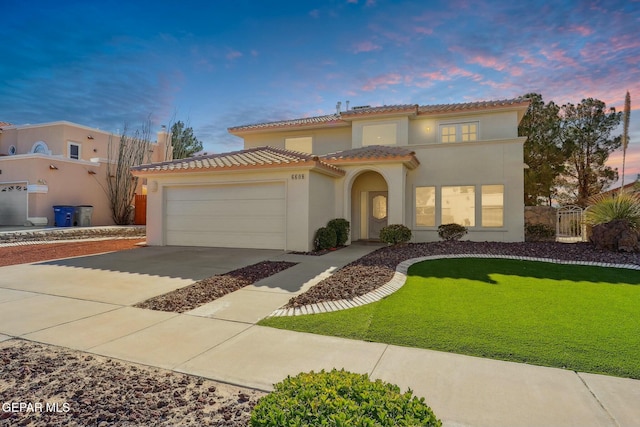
260;258;640;379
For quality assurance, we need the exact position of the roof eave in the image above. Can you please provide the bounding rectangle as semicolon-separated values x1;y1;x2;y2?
325;155;420;170
131;160;344;177
228;120;349;136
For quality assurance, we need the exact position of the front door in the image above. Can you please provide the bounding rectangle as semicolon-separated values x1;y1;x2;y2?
368;191;388;239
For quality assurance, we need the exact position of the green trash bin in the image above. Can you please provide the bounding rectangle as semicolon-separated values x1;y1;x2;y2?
74;205;94;227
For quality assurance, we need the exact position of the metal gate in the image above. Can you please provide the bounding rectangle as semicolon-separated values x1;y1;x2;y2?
556;205;585;242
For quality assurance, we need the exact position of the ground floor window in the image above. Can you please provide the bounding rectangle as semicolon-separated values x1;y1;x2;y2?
442;185;475;226
415;184;504;228
415;186;436;226
481;185;504;227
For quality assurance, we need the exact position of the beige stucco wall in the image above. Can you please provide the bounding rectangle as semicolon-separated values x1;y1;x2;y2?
408;138;526;242
408;111;520;145
143;168;338;251
241;127;351;155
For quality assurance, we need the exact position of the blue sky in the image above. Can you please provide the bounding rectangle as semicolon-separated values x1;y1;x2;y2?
1;0;639;183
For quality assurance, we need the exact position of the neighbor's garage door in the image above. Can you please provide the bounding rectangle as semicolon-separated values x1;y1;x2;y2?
0;183;28;226
165;182;286;249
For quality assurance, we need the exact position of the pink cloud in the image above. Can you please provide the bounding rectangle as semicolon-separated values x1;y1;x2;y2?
566;25;593;37
414;26;433;35
361;73;403;91
352;40;382;53
226;50;242;60
539;45;578;68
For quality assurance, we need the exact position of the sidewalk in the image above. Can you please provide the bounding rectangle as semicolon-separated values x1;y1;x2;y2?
1;241;639;426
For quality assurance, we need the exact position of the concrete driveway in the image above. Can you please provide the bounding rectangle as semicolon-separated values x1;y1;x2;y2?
0;246;284;305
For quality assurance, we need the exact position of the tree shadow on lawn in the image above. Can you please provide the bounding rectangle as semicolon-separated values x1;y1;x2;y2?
408;258;640;286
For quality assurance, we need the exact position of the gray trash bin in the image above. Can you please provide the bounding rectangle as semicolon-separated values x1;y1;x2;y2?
74;205;94;227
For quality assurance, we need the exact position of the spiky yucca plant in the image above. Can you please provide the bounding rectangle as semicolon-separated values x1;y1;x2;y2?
585;191;640;230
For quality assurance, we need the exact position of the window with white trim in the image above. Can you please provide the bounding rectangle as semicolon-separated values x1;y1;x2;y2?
31;141;51;155
481;185;504;227
68;142;81;160
439;122;478;143
415;186;436;226
442;185;475;227
285;136;312;154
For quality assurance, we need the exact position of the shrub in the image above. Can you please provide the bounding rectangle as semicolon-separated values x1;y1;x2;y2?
327;218;350;246
314;226;337;251
525;223;556;241
585;191;640;230
437;223;468;241
379;224;412;245
250;369;441;427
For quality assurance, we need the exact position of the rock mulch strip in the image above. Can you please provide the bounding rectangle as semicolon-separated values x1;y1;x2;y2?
135;261;297;313
283;241;640;310
0;339;264;426
0;226;146;245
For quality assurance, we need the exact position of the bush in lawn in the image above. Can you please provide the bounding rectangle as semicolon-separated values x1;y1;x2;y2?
379;224;412;245
525;223;556;242
250;369;441;427
327;218;350;246
437;223;468;241
314;226;337;251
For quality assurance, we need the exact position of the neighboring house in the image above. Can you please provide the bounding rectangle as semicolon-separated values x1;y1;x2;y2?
0;121;171;226
133;98;530;251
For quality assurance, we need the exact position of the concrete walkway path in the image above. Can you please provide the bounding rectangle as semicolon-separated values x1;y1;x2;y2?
1;241;639;427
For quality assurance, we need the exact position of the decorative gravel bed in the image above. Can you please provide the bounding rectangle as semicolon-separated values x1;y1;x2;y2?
285;241;640;308
135;261;297;313
0;340;264;426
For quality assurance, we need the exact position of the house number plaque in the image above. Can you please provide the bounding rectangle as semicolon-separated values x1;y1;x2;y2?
291;173;305;180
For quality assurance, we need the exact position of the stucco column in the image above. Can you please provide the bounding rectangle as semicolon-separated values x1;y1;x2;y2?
386;164;405;226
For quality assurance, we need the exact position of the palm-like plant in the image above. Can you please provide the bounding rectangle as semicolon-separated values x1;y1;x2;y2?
585;191;640;230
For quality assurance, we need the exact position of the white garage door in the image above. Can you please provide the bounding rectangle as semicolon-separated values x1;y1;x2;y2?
165;182;286;249
0;183;28;226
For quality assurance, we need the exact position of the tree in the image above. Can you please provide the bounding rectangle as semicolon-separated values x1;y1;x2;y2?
621;91;631;188
519;93;565;206
558;98;622;207
170;120;203;159
106;120;152;224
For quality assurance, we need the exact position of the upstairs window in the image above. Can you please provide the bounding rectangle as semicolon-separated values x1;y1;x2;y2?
68;142;81;160
285;136;312;154
439;122;478;143
362;123;397;146
31;141;51;155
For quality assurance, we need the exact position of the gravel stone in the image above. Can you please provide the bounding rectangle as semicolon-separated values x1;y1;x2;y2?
0;340;264;426
135;261;297;313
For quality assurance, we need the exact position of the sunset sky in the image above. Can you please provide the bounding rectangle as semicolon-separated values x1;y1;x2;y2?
1;0;639;186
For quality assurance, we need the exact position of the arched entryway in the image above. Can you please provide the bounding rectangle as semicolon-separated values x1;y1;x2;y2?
350;170;389;241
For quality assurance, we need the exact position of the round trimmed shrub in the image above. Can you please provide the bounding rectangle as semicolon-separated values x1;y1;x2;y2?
314;226;337;251
250;369;441;427
327;218;350;246
379;224;412;245
437;223;468;241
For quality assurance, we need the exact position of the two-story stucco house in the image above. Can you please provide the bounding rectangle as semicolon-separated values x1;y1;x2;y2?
133;98;529;251
0;121;171;226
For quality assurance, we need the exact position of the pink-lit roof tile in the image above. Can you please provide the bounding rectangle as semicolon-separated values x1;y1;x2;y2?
131;146;345;176
227;98;529;133
322;145;420;169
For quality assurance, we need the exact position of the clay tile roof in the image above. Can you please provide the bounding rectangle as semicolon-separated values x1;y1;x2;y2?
0;121;12;128
340;104;418;118
418;98;529;114
227;98;529;134
228;114;346;134
131;146;345;176
322;145;420;169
